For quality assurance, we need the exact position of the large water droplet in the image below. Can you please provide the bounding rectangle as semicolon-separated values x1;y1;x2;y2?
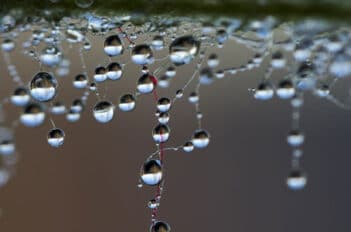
169;35;200;65
29;72;58;102
93;101;115;123
141;159;162;186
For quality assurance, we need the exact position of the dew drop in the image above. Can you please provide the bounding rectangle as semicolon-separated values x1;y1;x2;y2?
47;128;65;148
192;129;210;149
152;124;170;143
104;35;123;57
29;72;58;102
169;35;200;65
150;221;171;232
131;44;154;65
287;170;307;190
140;159;163;186
119;94;136;112
93;101;115;123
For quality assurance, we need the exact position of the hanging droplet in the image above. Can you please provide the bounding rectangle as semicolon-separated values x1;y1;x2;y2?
175;89;183;99
169;35;200;65
271;51;286;69
216;29;228;45
66;109;80;122
287;170;307;190
107;62;122;80
152;124;170;143
50;102;66;115
11;87;30;106
192;129;210;149
158;112;170;124
137;74;157;94
20;103;45;127
71;99;84;113
207;53;219;68
150;221;171;232
315;83;330;98
1;38;15;52
47;128;65;148
104;35;123;56
254;82;274;100
39;45;62;67
73;74;88;89
165;66;176;78
183;141;194;152
119;94;136;112
93;101;115;123
287;130;305;147
29;72;58;102
148;199;160;209
188;92;199;104
276;80;295;99
131;44;154;65
94;66;107;83
157;98;171;112
151;35;164;51
0;140;15;156
140;159;163;186
200;67;215;85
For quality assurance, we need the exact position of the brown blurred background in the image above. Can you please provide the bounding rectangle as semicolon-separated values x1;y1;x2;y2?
0;33;351;232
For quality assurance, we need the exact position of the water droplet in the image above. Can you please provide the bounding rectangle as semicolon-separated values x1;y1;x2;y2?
148;199;160;209
157;98;171;112
254;82;274;100
0;140;15;156
165;66;176;78
93;101;115;123
40;46;62;67
169;35;200;65
271;51;286;69
131;44;154;65
200;67;215;85
94;66;107;82
276;80;295;99
11;87;30;106
137;74;156;94
287;170;307;190
2;39;15;52
188;92;199;103
20;103;45;127
47;128;65;148
51;102;66;115
183;141;194;152
140;159;162;186
106;62;122;80
158;112;170;124
73;74;88;89
151;35;164;50
287;130;304;147
150;221;171;232
29;72;58;102
207;53;219;68
192;129;210;148
119;94;136;112
152;124;170;143
104;35;123;56
66;110;80;122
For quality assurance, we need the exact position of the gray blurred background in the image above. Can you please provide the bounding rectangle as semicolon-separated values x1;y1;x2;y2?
0;34;351;232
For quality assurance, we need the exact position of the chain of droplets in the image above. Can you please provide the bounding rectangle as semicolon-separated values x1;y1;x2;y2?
2;13;351;230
